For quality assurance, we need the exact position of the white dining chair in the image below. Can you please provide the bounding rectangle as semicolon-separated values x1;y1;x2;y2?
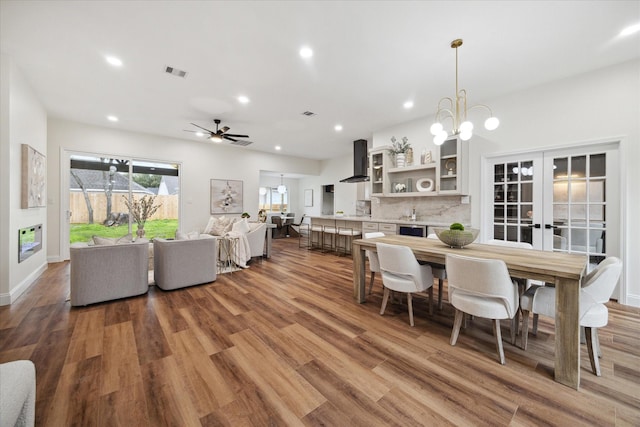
364;232;385;294
485;238;540;338
427;233;447;310
376;242;434;327
446;253;519;365
520;257;622;376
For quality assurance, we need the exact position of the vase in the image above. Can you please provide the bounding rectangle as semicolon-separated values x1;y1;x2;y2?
396;153;406;168
136;225;145;239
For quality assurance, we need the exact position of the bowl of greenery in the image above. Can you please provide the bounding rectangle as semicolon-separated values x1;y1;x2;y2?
433;223;479;248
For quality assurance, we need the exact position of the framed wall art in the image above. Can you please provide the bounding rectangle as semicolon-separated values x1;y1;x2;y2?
210;179;243;214
21;144;46;208
304;189;313;207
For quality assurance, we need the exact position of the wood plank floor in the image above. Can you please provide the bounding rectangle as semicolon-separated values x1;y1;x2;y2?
1;237;639;426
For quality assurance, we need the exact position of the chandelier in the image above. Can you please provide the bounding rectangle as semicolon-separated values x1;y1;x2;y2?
430;39;499;145
277;174;287;194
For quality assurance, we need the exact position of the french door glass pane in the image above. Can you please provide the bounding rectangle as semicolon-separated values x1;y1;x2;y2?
492;159;535;244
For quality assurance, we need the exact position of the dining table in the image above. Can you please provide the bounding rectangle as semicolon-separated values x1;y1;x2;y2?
352;234;588;390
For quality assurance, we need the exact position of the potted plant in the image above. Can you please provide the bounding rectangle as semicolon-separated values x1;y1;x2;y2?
388;136;411;167
241;212;251;219
122;194;161;238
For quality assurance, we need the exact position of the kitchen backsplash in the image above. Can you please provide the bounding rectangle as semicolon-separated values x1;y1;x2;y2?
371;196;471;225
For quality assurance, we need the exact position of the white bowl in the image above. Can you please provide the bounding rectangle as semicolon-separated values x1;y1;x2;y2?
432;227;480;248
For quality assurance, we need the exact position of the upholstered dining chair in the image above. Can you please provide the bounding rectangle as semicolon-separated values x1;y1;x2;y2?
271;216;286;239
426;233;447;310
364;232;385;294
486;239;540;337
376;242;434;327
520;257;622;376
446;253;519;365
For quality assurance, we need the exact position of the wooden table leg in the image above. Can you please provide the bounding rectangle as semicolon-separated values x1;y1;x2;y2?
353;244;366;303
555;277;581;389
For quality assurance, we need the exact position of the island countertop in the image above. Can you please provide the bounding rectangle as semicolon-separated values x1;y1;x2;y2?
307;215;456;228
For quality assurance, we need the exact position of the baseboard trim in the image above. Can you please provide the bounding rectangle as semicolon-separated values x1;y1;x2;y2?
625;293;640;308
0;262;48;306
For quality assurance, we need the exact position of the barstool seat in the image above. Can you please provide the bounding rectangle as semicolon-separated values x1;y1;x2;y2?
336;227;362;256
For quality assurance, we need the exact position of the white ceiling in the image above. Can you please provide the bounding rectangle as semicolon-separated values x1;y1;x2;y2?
2;1;639;160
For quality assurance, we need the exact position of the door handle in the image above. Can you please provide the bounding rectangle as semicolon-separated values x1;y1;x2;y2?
528;224;541;229
545;224;558;229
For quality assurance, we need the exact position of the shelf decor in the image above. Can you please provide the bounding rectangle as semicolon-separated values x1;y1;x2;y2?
388;136;411;168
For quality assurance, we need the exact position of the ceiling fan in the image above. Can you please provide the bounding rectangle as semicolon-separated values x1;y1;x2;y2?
185;119;251;145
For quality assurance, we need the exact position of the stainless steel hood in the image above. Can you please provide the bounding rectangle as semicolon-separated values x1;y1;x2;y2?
340;139;369;183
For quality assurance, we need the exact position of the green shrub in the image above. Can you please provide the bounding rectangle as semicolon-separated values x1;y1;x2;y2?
450;222;465;231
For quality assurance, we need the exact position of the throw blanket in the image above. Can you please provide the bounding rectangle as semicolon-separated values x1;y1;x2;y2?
225;231;251;268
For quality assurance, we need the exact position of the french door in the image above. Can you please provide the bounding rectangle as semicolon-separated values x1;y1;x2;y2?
486;142;620;275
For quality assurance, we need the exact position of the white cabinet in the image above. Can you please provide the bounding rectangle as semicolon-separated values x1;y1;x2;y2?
370;147;391;196
438;136;469;195
362;222;397;235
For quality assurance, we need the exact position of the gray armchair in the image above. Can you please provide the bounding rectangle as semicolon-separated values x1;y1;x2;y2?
70;240;149;306
153;237;217;290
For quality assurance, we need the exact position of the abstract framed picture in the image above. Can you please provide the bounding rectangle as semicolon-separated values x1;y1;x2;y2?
21;144;46;208
210;179;243;214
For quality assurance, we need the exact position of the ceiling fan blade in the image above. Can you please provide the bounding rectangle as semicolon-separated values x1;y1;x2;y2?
190;123;214;133
224;133;249;138
223;136;238;142
220;126;230;133
183;129;201;133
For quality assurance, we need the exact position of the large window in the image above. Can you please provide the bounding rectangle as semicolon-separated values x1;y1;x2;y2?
259;187;288;213
69;155;179;242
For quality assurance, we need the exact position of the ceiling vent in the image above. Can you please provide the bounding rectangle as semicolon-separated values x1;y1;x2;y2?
230;140;253;146
301;111;316;117
164;66;188;78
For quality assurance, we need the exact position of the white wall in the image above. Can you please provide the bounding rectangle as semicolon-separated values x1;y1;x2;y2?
0;54;48;305
298;155;359;217
372;59;640;306
46;118;321;261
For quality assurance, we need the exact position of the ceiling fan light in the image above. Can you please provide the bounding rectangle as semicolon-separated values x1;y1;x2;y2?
485;116;499;131
209;135;223;143
430;122;443;136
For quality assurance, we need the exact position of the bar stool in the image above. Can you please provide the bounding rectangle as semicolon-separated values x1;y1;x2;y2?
336;227;362;256
322;225;337;252
310;223;324;250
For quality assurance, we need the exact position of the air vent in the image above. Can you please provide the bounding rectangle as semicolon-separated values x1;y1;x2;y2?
164;66;188;78
301;111;316;117
230;140;253;146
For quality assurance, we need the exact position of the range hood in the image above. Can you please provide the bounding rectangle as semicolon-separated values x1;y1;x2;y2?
340;139;370;183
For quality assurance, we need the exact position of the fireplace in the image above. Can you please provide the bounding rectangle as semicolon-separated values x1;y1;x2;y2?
19;224;42;263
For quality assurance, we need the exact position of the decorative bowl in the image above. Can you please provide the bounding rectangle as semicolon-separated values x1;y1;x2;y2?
432;227;480;248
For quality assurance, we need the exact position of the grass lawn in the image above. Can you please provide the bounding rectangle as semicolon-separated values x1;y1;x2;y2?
70;219;178;243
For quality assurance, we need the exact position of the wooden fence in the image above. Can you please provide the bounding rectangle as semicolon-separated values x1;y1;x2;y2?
69;192;178;224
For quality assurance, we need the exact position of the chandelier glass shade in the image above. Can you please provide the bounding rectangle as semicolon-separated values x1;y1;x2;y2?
277;174;287;194
430;39;499;146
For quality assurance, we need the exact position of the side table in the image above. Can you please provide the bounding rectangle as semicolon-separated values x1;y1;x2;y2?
218;235;239;274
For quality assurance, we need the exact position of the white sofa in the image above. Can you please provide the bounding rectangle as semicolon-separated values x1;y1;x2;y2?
153;236;217;290
70;240;149;306
0;360;35;427
246;222;267;258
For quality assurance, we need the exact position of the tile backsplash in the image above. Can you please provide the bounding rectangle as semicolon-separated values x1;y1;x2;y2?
371;196;471;225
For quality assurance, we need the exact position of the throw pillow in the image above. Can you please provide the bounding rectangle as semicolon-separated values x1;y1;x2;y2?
232;218;251;234
203;216;216;235
211;216;233;236
93;234;133;245
176;231;200;240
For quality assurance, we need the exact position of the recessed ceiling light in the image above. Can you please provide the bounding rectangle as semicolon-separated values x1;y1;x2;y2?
403;101;414;109
275;145;282;151
107;115;118;122
619;22;640;37
105;56;123;67
334;124;343;131
237;95;250;104
299;46;313;59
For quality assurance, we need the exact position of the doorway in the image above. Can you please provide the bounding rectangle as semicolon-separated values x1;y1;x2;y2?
61;150;181;260
484;141;621;279
322;184;334;215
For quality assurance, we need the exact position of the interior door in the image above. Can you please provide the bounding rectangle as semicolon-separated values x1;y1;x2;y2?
485;141;621;295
